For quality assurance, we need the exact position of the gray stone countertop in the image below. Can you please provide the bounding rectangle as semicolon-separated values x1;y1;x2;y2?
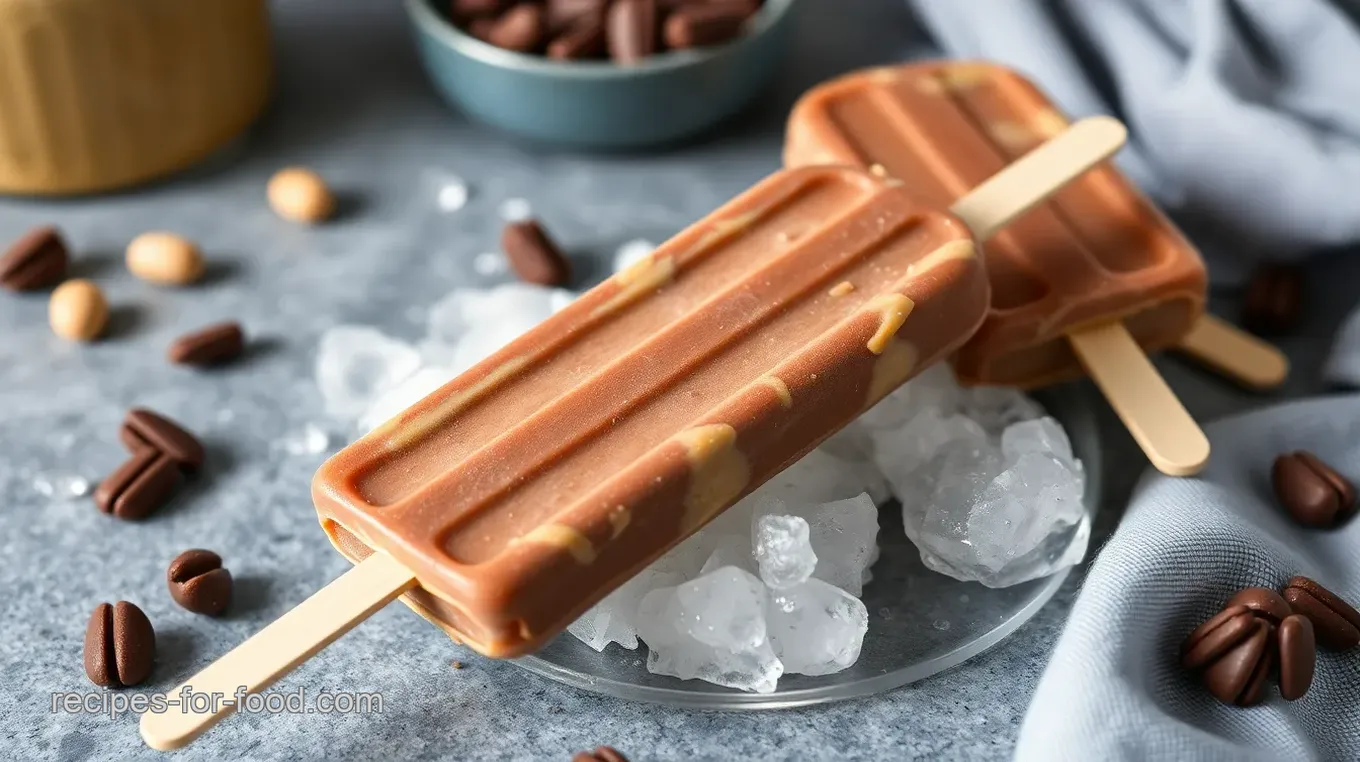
0;1;1351;760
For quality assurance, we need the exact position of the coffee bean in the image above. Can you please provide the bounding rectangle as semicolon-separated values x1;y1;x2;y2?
1282;576;1360;650
487;4;546;52
1226;587;1292;625
94;449;180;520
120;408;205;471
502;219;570;286
83;601;155;688
1181;605;1256;669
1242;263;1303;335
1203;619;1273;706
1;226;68;291
548;15;606;60
663;2;754;49
546;0;604;33
168;321;245;367
1272;451;1355;528
451;0;505;18
572;747;629;762
607;0;658;64
1277;614;1315;700
167;549;233;616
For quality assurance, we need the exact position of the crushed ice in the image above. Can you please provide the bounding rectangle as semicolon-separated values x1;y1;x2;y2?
33;472;90;500
313;275;1088;693
498;197;532;222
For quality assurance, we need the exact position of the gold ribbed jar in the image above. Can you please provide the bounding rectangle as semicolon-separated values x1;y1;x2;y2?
0;0;272;195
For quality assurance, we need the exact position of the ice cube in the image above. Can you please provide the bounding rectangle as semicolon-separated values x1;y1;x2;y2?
437;179;469;212
699;534;755;576
872;408;989;497
425;283;567;374
499;197;532;221
358;366;457;432
636;567;783;693
569;567;682;651
765;578;868;676
316;326;422;420
761;446;889;506
752;493;879;596
903;416;1088;588
857;364;964;432
280;423;331;455
753;515;817;589
962;386;1044;435
1001;416;1076;465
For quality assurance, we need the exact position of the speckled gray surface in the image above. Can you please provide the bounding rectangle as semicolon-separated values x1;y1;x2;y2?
0;1;1350;761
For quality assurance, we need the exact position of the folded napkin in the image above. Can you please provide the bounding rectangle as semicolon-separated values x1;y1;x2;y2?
1014;396;1360;761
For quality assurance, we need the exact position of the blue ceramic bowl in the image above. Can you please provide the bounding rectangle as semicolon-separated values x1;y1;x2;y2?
405;0;797;149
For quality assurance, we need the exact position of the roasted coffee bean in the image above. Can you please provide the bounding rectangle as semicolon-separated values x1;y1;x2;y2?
167;549;233;616
84;601;155;688
546;0;605;33
1181;605;1256;669
572;747;629;762
168;321;245;366
607;0;657;63
1277;614;1316;700
1226;587;1292;625
120;408;205;471
452;0;506;18
469;16;498;40
548;15;606;59
502;219;570;285
1242;263;1303;335
1272;450;1355;528
94;449;180;520
1282;576;1360;650
663;1;754;49
1;225;68;291
487;4;546;52
1202;619;1274;706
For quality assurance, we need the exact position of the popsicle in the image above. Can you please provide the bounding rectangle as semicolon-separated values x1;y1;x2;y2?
784;61;1280;473
140;116;1126;751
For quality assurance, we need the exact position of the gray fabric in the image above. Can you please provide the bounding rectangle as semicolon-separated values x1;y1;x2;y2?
902;2;1360;758
1014;397;1360;761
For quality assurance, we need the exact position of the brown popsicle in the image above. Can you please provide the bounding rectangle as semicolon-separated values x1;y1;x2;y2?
141;117;1126;751
785;61;1235;475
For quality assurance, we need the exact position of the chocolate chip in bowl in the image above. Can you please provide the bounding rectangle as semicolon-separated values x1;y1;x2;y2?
406;0;795;148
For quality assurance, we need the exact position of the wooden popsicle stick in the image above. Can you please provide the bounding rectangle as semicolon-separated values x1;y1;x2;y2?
1174;314;1289;390
140;552;417;752
1070;322;1210;476
948;116;1127;239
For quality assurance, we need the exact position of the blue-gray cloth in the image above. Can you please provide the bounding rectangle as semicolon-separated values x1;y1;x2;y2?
904;1;1360;759
1017;397;1360;761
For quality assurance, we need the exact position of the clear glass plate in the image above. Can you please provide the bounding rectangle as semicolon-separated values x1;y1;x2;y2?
513;385;1101;708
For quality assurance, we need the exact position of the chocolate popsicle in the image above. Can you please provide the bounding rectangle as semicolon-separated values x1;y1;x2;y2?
786;61;1225;475
141;118;1125;751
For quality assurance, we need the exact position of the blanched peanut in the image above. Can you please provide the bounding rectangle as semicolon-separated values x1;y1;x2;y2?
267;167;335;224
126;232;203;286
49;279;108;341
